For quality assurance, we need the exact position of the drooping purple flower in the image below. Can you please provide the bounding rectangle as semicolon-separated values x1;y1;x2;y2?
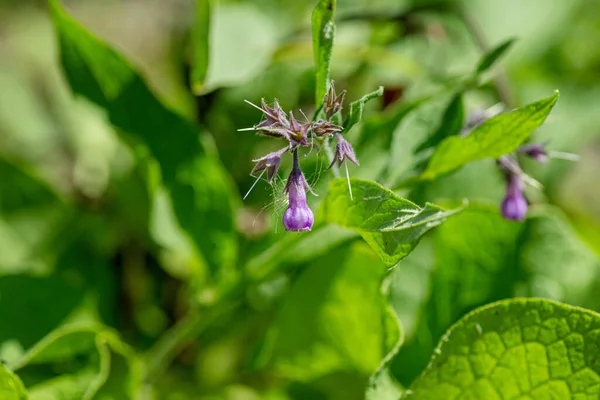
329;133;359;169
518;142;548;163
282;151;314;232
501;172;528;221
251;146;289;184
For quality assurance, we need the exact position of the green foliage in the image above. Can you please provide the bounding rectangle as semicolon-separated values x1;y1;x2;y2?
49;0;238;285
476;38;516;75
190;0;212;94
0;0;598;398
343;86;384;133
423;92;559;179
13;323;141;399
325;178;462;266
312;0;336;106
0;364;27;400
405;298;600;399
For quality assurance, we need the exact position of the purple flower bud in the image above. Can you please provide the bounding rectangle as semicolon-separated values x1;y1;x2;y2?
323;82;346;119
518;142;548;163
283;151;314;232
329;133;359;169
501;173;528;221
251;146;289;183
313;119;343;137
255;99;288;129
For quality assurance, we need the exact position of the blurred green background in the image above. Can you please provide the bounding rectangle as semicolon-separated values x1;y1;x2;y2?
1;0;600;399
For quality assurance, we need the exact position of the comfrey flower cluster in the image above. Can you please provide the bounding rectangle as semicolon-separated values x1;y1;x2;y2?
241;83;358;232
464;107;578;221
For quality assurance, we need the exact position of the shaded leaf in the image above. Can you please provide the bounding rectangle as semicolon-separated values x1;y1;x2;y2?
343;86;384;133
414;93;464;153
325;178;462;266
49;0;238;282
312;0;336;106
190;0;212;94
422;92;559;180
476;38;516;75
14;323;141;400
405;298;600;399
263;241;400;399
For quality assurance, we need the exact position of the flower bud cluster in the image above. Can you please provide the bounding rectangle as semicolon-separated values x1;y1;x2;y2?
242;82;360;232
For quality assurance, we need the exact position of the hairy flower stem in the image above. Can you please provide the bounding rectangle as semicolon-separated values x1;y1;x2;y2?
324;138;340;178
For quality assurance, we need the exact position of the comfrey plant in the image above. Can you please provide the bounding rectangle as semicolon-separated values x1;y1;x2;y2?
464;106;579;221
241;83;358;232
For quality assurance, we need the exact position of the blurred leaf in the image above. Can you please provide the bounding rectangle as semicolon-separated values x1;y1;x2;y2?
14;323;141;400
0;158;61;214
0;275;85;351
405;298;600;400
476;38;516;75
245;224;357;281
0;364;27;400
343;86;384;133
312;0;336;106
190;0;212;94
422;92;559;180
393;208;522;385
200;3;278;93
386;93;458;184
414;93;464;153
49;0;238;283
263;241;400;398
518;207;600;310
325;178;462;266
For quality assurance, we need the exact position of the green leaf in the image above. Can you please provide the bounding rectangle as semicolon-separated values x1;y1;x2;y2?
263;241;400;398
0;364;27;400
343;86;384;133
312;0;336;106
414;93;464;152
49;0;238;282
14;323;141;400
190;0;212;94
324;178;462;266
197;3;278;93
422;92;559;180
476;38;516;75
405;298;600;400
386;93;459;185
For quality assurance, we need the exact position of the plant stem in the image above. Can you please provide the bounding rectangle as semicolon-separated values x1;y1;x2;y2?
324;137;340;178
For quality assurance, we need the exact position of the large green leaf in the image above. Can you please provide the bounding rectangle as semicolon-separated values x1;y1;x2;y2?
49;0;238;282
312;0;336;106
263;241;400;399
422;92;559;180
405;298;600;399
324;178;462;266
0;364;27;400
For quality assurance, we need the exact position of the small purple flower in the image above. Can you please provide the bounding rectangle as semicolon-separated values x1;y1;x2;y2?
501;172;528;221
254;99;288;129
288;111;310;146
518;142;548;163
329;133;359;169
283;151;314;232
251;146;289;184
